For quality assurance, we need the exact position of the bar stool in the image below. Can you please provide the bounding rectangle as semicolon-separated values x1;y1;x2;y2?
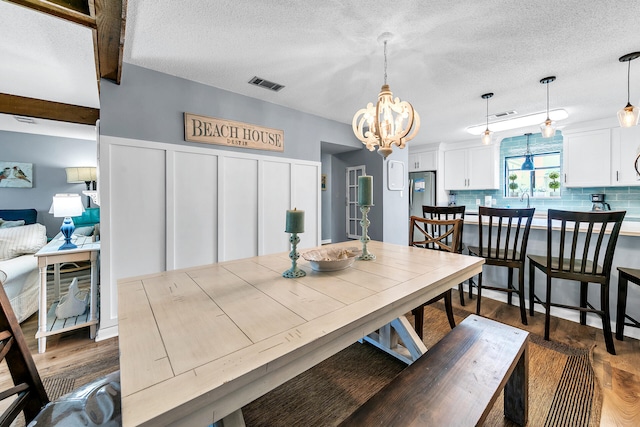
468;207;535;325
615;267;640;340
422;205;467;305
529;209;626;355
409;216;463;337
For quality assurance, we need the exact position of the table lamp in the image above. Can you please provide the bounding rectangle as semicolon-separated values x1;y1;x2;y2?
49;194;85;250
65;167;97;208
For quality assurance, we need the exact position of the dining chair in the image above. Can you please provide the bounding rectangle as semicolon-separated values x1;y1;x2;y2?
422;205;468;306
0;272;121;426
409;215;463;337
468;207;535;325
528;209;626;355
615;267;640;341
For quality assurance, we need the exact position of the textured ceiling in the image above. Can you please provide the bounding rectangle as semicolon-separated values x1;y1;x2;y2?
3;1;640;144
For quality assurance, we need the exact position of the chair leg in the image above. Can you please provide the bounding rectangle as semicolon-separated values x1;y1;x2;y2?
468;278;474;300
507;267;514;306
529;263;535;316
616;275;629;341
444;289;456;329
517;267;527;325
476;272;483;316
544;275;552;341
458;282;465;306
411;306;424;340
580;282;588;325
601;283;616;355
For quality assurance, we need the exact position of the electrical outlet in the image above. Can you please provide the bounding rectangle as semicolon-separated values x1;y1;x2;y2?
476;199;481;205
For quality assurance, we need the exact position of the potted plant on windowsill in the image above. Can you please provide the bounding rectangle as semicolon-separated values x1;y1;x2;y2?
508;174;519;197
548;171;560;196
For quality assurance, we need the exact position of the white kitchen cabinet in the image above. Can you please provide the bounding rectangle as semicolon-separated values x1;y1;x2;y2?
611;126;640;186
408;151;437;172
443;145;498;190
563;129;611;187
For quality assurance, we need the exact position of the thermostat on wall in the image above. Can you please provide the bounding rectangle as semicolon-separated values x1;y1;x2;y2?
387;160;405;191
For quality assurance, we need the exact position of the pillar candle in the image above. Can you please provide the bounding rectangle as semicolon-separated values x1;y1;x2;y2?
358;175;373;206
285;208;305;233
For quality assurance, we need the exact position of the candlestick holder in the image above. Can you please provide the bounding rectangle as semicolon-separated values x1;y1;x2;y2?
357;205;376;261
283;232;306;278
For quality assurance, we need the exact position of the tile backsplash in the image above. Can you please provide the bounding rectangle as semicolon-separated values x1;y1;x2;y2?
452;132;640;219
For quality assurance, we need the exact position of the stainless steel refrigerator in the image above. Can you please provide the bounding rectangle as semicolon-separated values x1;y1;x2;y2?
409;171;436;217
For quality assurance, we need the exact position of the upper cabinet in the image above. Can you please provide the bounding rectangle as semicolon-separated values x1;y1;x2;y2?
611;126;640;186
408;151;437;172
564;127;640;187
443;145;499;190
563;129;611;187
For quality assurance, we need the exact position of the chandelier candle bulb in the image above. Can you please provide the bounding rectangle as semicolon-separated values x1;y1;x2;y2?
358;175;373;206
285;208;304;233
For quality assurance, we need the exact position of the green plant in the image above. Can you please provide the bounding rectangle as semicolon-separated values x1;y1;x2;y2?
548;171;560;194
508;174;519;196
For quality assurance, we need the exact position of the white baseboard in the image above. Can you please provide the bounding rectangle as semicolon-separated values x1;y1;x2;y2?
96;324;119;342
460;284;640;341
321;239;332;245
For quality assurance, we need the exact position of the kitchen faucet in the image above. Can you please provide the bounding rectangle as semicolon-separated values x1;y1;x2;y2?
520;191;530;208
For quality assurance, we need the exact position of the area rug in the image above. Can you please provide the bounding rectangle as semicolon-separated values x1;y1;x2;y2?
242;305;602;427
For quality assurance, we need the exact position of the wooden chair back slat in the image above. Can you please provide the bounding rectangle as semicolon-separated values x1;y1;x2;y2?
422;206;465;253
477;207;535;263
409;216;462;254
546;210;626;280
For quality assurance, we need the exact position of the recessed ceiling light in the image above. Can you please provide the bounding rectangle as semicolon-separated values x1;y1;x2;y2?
466;109;568;135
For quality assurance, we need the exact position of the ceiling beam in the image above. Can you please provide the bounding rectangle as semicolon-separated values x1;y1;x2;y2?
5;0;96;28
0;94;99;126
94;0;126;84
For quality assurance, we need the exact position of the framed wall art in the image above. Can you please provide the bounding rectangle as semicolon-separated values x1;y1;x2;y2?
0;161;33;188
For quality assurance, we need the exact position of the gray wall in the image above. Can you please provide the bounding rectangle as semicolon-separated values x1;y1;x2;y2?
0;130;97;237
100;63;361;162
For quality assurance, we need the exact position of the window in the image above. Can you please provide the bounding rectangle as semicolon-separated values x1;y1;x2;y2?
505;152;561;198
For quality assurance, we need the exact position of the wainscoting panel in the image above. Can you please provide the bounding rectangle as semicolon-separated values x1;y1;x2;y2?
218;156;259;261
98;136;321;339
260;160;292;255
171;151;218;270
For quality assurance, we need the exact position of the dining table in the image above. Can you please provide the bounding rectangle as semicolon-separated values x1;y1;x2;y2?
118;240;484;426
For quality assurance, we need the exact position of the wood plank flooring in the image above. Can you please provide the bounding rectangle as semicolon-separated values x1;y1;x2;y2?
5;290;640;426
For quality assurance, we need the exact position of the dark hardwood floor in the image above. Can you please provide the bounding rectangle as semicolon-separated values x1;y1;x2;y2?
6;290;640;426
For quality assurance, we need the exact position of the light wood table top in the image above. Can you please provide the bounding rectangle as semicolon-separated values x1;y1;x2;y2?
118;240;484;426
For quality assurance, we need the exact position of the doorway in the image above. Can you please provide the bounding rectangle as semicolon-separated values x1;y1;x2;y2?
346;165;365;239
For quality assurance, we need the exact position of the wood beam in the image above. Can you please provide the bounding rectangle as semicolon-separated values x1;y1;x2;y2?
94;0;126;84
5;0;96;28
0;94;99;126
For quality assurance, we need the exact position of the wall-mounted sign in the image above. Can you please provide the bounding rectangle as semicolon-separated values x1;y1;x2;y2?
184;113;284;152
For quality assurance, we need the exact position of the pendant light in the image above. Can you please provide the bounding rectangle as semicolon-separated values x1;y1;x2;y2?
521;133;534;171
539;76;556;138
618;52;640;127
481;93;493;145
352;32;420;159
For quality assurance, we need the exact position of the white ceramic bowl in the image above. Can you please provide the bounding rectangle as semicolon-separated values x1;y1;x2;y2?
301;247;361;272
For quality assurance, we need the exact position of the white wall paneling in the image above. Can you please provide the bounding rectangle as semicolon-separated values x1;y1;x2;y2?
97;136;321;340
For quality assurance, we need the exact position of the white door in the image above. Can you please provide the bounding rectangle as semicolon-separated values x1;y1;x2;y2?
346;166;365;239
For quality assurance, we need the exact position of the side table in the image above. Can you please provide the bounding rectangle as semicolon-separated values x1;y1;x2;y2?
34;236;100;353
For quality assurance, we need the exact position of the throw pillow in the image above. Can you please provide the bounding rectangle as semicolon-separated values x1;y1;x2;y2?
0;219;26;228
0;223;47;261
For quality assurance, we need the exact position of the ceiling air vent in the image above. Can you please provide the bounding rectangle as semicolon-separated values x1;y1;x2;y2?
248;76;285;92
13;116;36;125
488;110;517;120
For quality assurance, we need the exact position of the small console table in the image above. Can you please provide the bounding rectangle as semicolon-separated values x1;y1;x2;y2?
34;236;100;353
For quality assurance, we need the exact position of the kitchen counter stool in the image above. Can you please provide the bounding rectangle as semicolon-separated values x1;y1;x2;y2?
615;267;640;340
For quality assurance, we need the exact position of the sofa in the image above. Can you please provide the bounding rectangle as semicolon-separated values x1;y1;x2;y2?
0;209;46;323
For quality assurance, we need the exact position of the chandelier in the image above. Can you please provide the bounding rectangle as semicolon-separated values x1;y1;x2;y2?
352;33;420;159
539;76;557;138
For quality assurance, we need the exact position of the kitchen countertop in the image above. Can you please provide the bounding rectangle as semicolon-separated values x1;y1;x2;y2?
464;208;640;237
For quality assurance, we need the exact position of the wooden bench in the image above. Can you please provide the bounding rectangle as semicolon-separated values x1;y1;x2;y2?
340;314;529;426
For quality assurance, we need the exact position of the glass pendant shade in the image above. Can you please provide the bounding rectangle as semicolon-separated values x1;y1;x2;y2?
618;103;640;127
618;52;640;128
481;129;492;145
540;118;556;138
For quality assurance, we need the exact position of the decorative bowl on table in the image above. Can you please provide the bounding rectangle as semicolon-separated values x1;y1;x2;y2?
301;247;361;272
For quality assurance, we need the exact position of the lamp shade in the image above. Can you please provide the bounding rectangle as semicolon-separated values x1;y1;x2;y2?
65;167;97;183
49;194;85;218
